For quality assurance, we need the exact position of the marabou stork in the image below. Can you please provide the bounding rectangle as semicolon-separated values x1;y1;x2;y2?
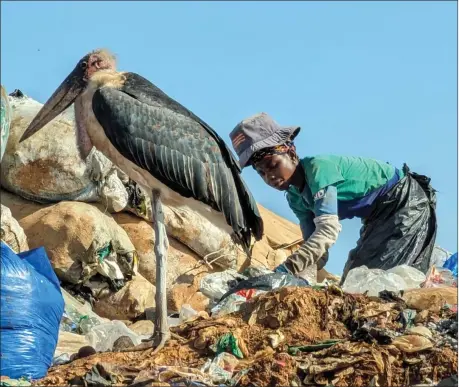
19;49;264;352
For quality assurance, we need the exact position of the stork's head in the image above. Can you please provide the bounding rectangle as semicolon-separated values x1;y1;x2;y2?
19;49;116;143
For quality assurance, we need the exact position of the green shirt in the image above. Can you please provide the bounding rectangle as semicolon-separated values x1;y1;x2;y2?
286;155;403;238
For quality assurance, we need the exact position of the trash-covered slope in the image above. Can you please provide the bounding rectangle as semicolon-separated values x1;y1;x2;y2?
34;287;458;387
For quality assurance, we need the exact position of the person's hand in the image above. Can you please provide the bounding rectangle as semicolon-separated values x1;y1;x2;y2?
274;262;310;286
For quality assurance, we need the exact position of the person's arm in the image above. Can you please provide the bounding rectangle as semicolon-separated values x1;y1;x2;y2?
282;185;342;275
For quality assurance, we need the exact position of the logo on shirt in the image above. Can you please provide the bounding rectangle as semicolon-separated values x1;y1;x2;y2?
314;189;326;201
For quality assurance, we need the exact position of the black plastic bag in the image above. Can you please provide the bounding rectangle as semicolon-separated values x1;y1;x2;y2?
218;272;309;303
341;165;437;282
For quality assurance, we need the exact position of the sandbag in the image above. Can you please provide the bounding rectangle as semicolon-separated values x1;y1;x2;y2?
113;212;213;289
1;242;64;379
1;92;127;212
1;203;29;253
17;201;138;289
402;287;457;313
1;85;11;161
343;167;437;281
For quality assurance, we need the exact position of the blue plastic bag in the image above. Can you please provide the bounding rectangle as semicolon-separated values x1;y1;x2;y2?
0;242;64;379
443;252;458;278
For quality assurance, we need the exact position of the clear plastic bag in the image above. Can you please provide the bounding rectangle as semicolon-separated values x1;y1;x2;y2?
179;304;198;324
342;266;409;297
59;288;108;335
201;352;239;384
386;265;426;289
86;320;143;352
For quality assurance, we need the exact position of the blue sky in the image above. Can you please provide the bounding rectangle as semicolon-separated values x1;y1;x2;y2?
1;1;457;274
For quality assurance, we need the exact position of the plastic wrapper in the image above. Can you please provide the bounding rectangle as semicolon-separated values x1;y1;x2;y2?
201;353;239;384
179;304;198;324
52;353;71;366
422;266;458;288
85;320;144;352
0;242;64;379
211;293;256;317
199;270;247;302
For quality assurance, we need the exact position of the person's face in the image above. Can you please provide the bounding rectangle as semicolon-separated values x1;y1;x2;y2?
253;153;298;191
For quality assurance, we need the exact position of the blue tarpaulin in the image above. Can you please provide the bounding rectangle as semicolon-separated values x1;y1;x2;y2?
443;252;458;278
0;242;64;379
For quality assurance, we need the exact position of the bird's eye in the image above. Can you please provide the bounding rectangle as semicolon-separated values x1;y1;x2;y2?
81;61;88;70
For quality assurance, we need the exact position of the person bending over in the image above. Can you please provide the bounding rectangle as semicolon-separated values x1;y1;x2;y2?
229;112;437;283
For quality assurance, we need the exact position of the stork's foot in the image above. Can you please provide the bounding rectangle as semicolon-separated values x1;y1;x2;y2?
118;329;170;353
142;328;171;354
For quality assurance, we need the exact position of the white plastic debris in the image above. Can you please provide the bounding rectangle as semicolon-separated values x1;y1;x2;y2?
430;245;453;268
342;265;426;297
179;304;198;324
199;270;247;302
386;265;426;289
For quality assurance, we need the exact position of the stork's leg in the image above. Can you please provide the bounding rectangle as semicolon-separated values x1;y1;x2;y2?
149;190;170;353
118;191;170;354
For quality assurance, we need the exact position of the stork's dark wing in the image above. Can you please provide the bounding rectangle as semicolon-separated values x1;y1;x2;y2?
92;72;263;249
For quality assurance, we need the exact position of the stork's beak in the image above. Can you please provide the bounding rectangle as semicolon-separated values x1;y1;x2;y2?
19;65;87;143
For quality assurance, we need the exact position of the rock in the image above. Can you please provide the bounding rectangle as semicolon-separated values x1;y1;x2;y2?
1;93;127;211
129;320;154;336
113;212;213;290
402;287;458;313
1;203;28;253
73;346;97;361
93;274;155;320
113;336;135;351
8;199;137;286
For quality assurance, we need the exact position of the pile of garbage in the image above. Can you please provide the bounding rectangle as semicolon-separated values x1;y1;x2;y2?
1;86;458;387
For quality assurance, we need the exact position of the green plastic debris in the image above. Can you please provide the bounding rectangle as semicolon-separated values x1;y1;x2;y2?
97;243;112;263
288;339;343;355
212;332;244;359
